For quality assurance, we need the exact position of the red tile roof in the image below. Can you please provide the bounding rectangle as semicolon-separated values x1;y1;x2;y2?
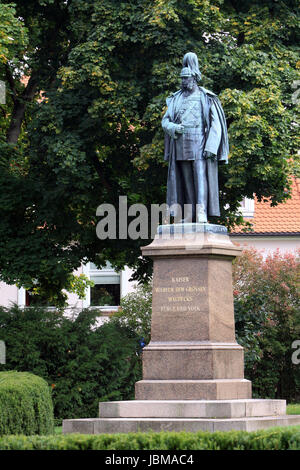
233;176;300;235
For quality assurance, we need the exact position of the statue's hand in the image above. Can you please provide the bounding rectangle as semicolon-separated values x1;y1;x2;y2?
175;124;184;135
203;151;216;161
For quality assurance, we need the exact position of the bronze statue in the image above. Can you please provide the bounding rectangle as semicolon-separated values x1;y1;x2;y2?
162;52;229;223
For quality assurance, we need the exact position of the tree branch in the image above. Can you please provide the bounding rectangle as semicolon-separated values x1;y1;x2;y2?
5;64;17;104
6;73;38;145
0;107;7;118
22;74;38;101
89;151;112;193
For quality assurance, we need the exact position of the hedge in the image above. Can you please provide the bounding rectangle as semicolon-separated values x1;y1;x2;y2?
0;305;142;422
0;371;54;436
0;428;299;450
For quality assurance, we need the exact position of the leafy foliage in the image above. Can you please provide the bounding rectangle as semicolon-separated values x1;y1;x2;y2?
0;306;142;422
0;370;54;435
233;247;300;402
0;0;299;302
0;3;28;63
112;283;152;344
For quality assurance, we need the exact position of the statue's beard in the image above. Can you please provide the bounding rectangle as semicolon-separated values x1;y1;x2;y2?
181;82;194;92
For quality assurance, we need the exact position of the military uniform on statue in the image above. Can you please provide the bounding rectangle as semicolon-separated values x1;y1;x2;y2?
162;52;228;223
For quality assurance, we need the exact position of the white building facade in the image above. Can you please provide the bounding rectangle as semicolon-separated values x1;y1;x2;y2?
0;263;137;311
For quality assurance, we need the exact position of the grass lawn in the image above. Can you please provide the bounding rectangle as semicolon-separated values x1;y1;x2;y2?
287;403;300;415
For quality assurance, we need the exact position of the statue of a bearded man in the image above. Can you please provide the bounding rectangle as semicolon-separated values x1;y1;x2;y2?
162;52;229;223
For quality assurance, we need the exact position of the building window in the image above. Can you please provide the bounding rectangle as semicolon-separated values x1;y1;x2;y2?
239;197;255;218
90;284;120;307
18;288;54;309
25;290;49;307
89;263;121;308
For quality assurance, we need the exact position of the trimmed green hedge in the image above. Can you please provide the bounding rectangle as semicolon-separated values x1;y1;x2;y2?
0;371;54;436
0;306;142;422
0;428;299;450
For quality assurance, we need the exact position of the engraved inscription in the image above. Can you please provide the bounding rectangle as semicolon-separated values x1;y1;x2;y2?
156;276;207;313
154;285;206;295
167;296;193;302
154;287;174;293
160;305;202;312
172;277;189;283
186;286;206;293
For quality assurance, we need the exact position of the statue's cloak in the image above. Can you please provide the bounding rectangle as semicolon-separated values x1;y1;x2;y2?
163;87;229;217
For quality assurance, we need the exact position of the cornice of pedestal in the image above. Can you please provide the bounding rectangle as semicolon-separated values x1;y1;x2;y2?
142;224;242;259
144;341;244;351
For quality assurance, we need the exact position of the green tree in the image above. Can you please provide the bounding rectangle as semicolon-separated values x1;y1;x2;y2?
0;1;86;305
0;0;72;145
0;0;299;304
0;2;28;162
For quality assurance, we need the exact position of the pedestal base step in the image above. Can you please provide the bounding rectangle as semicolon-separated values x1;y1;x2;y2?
63;399;300;434
63;415;300;434
135;379;252;400
98;399;286;419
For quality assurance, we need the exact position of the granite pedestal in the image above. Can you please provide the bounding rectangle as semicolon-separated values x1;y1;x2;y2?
136;223;251;400
63;224;300;433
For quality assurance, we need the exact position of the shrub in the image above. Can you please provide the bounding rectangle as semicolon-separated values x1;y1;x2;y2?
112;283;152;344
52;319;142;421
233;248;300;402
0;306;142;423
0;428;299;450
0;371;54;435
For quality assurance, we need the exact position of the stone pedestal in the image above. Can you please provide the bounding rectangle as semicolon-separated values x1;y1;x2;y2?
63;224;300;434
135;223;251;400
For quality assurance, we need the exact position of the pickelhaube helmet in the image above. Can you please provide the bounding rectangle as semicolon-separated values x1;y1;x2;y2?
180;66;193;78
182;52;201;81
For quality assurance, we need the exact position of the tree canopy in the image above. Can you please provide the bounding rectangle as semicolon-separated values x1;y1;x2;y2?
0;0;299;304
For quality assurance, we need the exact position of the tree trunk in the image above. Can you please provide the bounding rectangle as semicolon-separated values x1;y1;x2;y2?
6;73;37;145
6;101;26;145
